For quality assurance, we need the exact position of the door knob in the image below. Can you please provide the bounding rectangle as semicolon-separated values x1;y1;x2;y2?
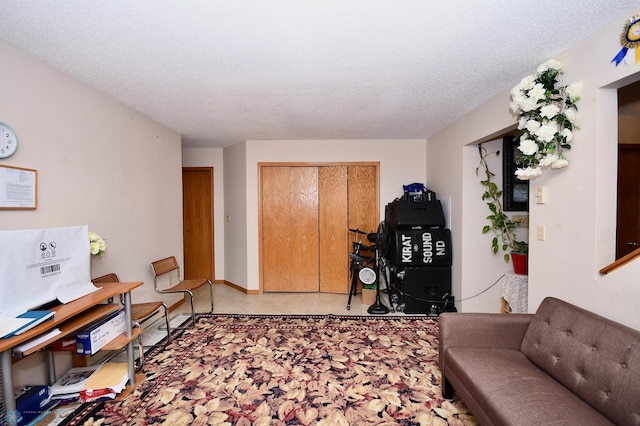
628;241;639;247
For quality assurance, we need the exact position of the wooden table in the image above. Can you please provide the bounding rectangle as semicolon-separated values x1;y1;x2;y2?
1;281;142;416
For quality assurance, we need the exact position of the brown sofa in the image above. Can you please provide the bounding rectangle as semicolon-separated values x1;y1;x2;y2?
439;297;640;426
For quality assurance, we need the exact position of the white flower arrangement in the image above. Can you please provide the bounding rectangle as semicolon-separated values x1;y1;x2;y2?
89;231;106;256
510;59;581;180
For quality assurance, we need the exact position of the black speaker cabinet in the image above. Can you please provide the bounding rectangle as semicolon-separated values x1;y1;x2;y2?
401;267;452;314
390;229;452;267
385;199;445;231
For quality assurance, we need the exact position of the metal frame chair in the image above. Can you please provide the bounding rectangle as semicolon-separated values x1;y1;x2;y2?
91;273;171;370
150;256;214;327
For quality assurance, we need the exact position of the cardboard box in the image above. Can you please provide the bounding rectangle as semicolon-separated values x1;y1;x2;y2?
362;288;377;305
49;336;76;351
76;309;125;355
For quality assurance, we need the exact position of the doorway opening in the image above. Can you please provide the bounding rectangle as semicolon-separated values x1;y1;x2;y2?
616;80;640;259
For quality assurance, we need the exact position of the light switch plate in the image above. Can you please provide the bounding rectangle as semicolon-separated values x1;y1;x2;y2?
537;225;546;241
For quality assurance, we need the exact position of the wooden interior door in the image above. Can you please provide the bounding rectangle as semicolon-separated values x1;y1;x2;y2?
616;145;640;258
319;166;348;293
182;167;214;280
262;166;319;292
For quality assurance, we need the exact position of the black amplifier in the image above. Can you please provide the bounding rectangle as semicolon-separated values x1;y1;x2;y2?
400;267;452;314
385;199;445;230
390;229;452;267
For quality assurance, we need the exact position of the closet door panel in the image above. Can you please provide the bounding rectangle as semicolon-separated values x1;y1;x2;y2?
319;166;349;293
262;167;293;291
348;165;379;294
289;167;319;292
348;165;379;237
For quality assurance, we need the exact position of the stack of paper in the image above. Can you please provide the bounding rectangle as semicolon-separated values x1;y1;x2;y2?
50;362;129;403
12;328;62;357
80;362;129;402
0;310;54;339
50;365;101;399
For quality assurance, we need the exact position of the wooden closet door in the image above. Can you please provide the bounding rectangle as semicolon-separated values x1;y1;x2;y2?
261;163;379;294
290;167;320;291
262;167;319;292
348;165;379;256
262;167;290;291
319;166;348;293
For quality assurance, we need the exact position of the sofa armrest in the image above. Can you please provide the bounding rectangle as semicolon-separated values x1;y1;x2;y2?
439;312;534;372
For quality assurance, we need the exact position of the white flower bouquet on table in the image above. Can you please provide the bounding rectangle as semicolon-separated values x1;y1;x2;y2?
510;59;581;180
89;231;106;256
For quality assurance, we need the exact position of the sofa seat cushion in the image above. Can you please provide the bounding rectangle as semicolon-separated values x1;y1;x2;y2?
446;347;613;426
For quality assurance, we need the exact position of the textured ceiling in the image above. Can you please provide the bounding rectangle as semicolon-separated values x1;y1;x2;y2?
0;1;638;148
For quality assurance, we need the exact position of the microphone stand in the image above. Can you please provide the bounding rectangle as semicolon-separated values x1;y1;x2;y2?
368;252;390;315
368;286;390;314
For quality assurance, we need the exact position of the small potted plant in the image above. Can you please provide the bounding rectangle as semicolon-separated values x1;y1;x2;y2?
477;146;528;274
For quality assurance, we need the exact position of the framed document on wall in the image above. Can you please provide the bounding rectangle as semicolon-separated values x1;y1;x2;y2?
0;164;37;209
502;136;529;212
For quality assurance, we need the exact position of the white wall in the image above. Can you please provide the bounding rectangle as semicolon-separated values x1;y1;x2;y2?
223;139;427;291
427;90;515;313
222;142;248;288
182;147;225;281
0;41;185;384
427;6;640;329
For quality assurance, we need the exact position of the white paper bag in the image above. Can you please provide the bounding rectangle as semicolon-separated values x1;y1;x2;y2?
0;225;97;317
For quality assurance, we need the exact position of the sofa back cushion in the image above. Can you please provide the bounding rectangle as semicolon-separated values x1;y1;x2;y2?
521;297;640;426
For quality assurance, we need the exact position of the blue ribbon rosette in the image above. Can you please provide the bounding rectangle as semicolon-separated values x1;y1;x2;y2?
612;15;640;66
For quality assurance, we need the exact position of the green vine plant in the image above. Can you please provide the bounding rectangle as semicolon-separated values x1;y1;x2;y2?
477;144;528;262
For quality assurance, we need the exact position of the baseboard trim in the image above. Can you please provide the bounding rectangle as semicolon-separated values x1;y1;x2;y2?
167;280;259;312
167;298;184;313
219;280;260;295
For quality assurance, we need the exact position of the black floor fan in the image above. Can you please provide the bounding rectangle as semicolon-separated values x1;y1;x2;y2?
367;221;390;315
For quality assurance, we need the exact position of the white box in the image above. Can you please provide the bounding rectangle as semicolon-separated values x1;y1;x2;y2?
76;309;125;355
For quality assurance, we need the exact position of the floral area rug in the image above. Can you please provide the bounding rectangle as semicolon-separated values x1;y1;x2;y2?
61;314;476;425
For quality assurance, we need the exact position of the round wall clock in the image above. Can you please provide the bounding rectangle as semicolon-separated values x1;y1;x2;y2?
0;123;18;158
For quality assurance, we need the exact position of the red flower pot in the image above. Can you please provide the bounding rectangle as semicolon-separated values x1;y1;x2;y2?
511;253;528;275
